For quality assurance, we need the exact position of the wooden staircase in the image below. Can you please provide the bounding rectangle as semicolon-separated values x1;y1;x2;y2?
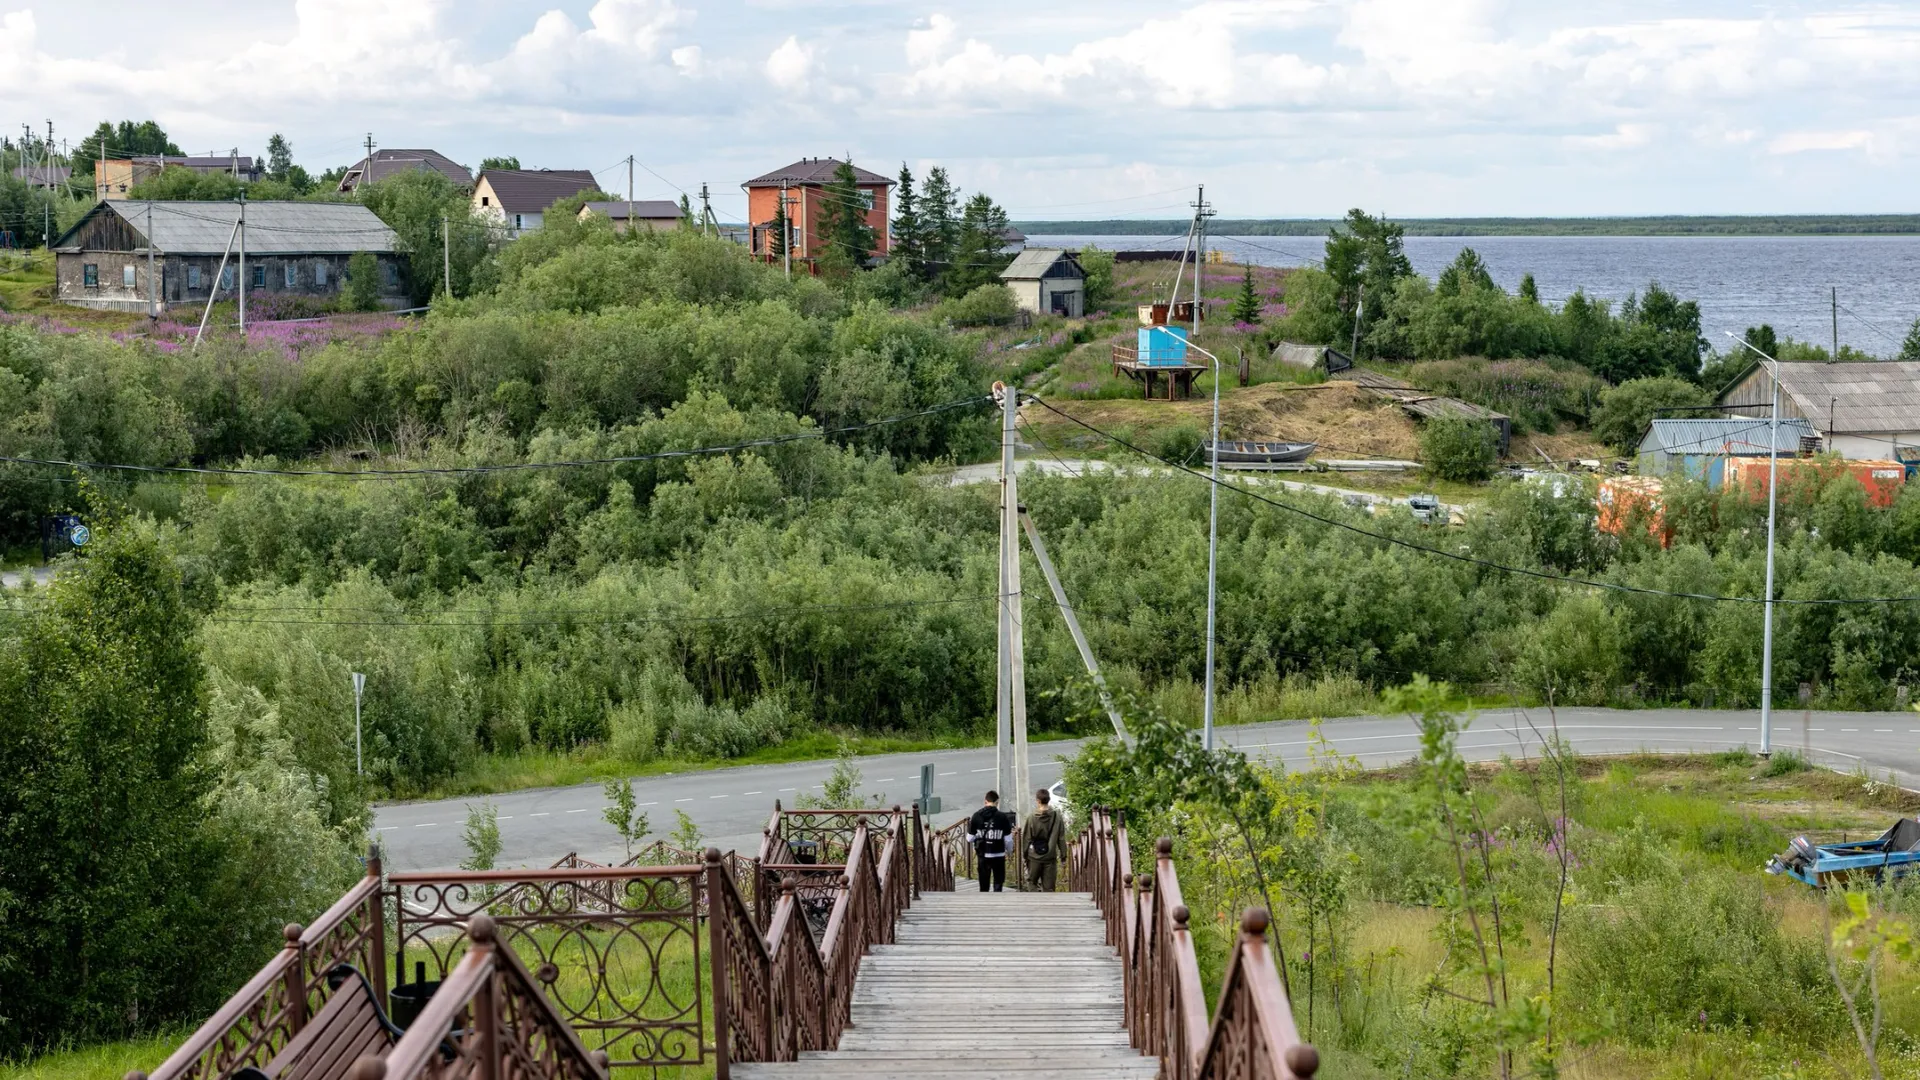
733;890;1157;1079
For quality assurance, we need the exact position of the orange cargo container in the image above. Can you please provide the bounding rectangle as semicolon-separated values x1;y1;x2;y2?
1723;457;1907;508
1597;476;1670;545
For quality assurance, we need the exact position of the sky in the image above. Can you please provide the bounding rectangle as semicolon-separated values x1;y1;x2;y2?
3;0;1918;224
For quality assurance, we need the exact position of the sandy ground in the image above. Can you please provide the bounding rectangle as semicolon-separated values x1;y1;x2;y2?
1032;382;1424;460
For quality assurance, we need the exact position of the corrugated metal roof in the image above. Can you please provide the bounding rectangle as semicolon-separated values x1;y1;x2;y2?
580;200;681;220
78;200;399;255
1000;248;1081;280
1641;417;1815;455
741;158;893;189
1767;362;1920;435
339;149;473;191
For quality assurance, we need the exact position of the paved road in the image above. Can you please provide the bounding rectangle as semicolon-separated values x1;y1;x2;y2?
1;566;53;588
373;707;1920;871
941;457;1461;517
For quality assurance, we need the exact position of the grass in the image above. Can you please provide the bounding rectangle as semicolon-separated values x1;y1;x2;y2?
0;255;146;331
0;1034;183;1080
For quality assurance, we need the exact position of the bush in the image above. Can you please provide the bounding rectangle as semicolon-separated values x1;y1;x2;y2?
1079;246;1116;311
1407;357;1604;433
1511;592;1624;704
343;251;381;311
1151;422;1205;464
1419;416;1499;481
931;283;1020;327
1592;375;1713;453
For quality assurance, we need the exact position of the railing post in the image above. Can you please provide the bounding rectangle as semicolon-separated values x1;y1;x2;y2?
706;849;731;1080
366;844;387;1007
472;917;501;1080
909;802;922;900
281;923;308;1032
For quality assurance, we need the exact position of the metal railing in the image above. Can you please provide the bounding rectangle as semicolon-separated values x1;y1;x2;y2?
139;849;388;1080
1070;808;1320;1080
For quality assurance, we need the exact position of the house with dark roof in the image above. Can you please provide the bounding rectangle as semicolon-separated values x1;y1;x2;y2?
471;169;601;237
51;200;406;312
577;200;684;234
999;248;1085;317
336;149;473;193
1635;417;1819;485
741;157;892;266
1717;361;1920;462
95;155;261;199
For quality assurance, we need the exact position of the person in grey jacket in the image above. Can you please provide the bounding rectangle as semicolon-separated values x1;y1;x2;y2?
1023;787;1067;892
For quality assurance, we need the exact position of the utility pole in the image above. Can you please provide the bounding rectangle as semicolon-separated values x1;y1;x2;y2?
1727;333;1782;757
1831;286;1838;363
352;672;367;776
627;155;635;236
780;180;793;280
237;194;247;331
365;133;376;176
442;216;452;297
146;202;157;321
699;182;713;237
1351;283;1365;359
1191;184;1211;347
994;381;1029;819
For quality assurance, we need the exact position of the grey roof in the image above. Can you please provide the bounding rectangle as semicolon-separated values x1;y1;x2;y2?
580;200;681;220
60;200;398;255
741;157;892;189
1640;417;1816;456
12;164;70;186
1000;247;1083;281
1768;362;1920;435
475;169;600;213
339;149;472;191
129;155;259;172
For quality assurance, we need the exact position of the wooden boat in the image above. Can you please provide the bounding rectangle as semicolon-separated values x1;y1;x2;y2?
1768;818;1920;887
1203;440;1316;464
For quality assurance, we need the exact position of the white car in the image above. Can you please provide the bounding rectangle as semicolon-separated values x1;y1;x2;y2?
1047;779;1073;828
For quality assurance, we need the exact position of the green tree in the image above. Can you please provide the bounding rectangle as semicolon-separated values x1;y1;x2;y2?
70;120;181;196
602;776;649;857
1322;209;1411;358
919;166;959;268
460;800;502;870
480;156;521;171
1592;375;1712;453
127;166;244;201
265;134;293;180
344;251;382;311
1079;245;1116;311
0;518;220;1053
1899;318;1920;362
891;163;923;276
942;192;1011;294
1519;272;1540;304
812;160;876;277
1230;262;1262;324
1435;247;1496;296
1420;415;1499;481
768;198;790;260
356;169;492;303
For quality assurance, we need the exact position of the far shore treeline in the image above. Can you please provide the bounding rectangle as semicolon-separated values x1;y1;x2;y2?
1018;214;1920;237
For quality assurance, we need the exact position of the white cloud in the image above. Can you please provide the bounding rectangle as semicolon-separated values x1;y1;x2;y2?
765;36;816;90
1768;130;1875;155
905;14;956;67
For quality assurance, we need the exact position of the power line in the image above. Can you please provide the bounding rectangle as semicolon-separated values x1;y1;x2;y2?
1024;393;1920;607
0;395;992;482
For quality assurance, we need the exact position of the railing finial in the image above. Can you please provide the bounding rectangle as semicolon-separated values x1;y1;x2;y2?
1285;1044;1321;1077
347;1056;386;1080
781;874;799;895
1155;836;1173;857
1241;908;1270;938
1172;905;1190;928
468;913;497;944
283;922;304;946
706;846;724;865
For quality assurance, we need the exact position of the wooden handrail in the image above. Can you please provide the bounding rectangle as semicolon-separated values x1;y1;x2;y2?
1070;809;1319;1080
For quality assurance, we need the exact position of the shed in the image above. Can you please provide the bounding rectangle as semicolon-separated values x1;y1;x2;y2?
1717;361;1920;462
1636;417;1817;485
999;248;1086;318
51;200;406;312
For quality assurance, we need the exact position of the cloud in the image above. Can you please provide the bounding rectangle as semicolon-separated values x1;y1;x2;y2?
765;35;815;90
1768;130;1875;155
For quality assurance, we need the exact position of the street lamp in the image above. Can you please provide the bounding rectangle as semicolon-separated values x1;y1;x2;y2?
1150;324;1223;750
1724;332;1782;757
352;671;367;776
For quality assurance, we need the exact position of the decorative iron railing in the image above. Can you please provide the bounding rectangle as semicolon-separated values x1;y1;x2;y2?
371;912;607;1080
138;849;388;1080
1070;808;1320;1080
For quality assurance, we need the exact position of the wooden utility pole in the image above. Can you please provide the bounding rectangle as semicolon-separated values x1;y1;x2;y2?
442;216;452;297
699;182;714;237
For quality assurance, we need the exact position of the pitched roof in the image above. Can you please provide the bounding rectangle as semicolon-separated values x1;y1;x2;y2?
1000;248;1083;280
339;149;472;191
10;164;69;185
475;169;601;213
1768;362;1920;435
1641;417;1816;455
580;200;682;220
741;158;893;189
127;155;258;172
56;200;399;255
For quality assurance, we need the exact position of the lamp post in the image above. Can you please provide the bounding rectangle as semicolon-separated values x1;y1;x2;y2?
352;671;367;776
1724;332;1782;757
1151;325;1223;750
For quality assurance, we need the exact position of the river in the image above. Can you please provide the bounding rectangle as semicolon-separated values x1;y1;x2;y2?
1026;233;1920;356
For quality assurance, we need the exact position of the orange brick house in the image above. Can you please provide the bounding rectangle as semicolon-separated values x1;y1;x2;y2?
742;157;892;268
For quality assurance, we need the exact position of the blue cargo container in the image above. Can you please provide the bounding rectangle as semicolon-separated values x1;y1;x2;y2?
1137;325;1188;366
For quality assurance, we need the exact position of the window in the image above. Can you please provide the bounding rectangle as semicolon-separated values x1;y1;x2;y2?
481;196;490;207
513;213;524;230
383;262;398;287
188;265;202;290
221;266;234;291
859;190;876;211
314;262;328;287
82;263;98;288
251;265;265;288
284;264;297;288
123;265;137;288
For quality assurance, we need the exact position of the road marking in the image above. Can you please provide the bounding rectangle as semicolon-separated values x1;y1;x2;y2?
875;778;895;782
1876;729;1894;733
779;787;796;792
637;802;657;806
530;812;549;817
972;768;994;773
566;808;589;813
414;823;437;828
743;791;763;795
1843;728;1860;732
676;798;694;803
939;772;957;777
710;794;729;799
377;826;398;832
498;815;513;820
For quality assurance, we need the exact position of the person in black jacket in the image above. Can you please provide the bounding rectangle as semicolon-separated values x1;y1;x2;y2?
967;791;1012;892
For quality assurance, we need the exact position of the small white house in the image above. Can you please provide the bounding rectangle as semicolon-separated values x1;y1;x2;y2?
999;248;1086;318
471;168;599;238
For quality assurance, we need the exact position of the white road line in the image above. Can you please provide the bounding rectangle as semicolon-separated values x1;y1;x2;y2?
875;778;895;782
676;798;694;803
1876;729;1894;733
779;787;797;792
637;802;657;806
498;816;514;820
377;826;398;832
530;812;549;817
414;823;437;828
710;794;729;799
939;772;957;777
972;768;994;773
1843;728;1860;732
566;808;589;813
743;791;763;796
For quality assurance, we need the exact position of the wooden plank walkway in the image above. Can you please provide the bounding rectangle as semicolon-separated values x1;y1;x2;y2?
733;890;1157;1079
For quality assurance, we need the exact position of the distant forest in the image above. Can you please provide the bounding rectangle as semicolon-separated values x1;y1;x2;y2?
1018;215;1920;237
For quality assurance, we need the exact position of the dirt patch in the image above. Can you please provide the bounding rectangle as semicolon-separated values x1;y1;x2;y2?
1520;429;1613;466
1029;382;1423;460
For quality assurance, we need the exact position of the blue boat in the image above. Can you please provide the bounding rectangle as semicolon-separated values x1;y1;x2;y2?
1767;818;1920;887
